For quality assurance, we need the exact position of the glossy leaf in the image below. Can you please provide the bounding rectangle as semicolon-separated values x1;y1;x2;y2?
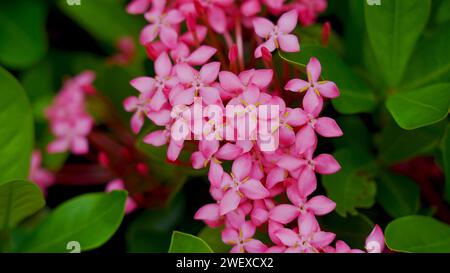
385;215;450;253
0;67;34;182
0;180;45;229
322;149;377;217
0;0;48;68
280;46;376;114
365;0;431;87
198;227;231;253
386;84;450;130
377;171;420;218
168;231;213;253
17;191;127;252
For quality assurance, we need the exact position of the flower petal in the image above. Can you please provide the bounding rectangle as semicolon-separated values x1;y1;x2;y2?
270;204;299;224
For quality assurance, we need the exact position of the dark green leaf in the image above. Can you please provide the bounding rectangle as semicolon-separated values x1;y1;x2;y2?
322;149;377;216
436;0;450;24
386;84;450;130
0;0;48;68
0;180;45;229
198;227;231;253
0;67;34;182
17;191;126;252
385;215;450;253
168;231;213;253
365;0;431;87
377;171;420;218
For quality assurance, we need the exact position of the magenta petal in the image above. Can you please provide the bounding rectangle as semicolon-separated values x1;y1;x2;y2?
220;190;241;215
222;228;239;244
149;88;167;111
303;88;322;115
207;6;227;33
277;155;305;172
200;62;221;84
266;167;287;189
251;208;269;226
275;228;298;247
155;52;172;78
315;117;343;138
159;25;178;49
194;203;220;222
232;154;252;181
307;57;322;83
219;71;244;93
188;46;217;65
215;143;242;160
250;69;273;88
241;221;256;239
311;231;336;248
277;10;298;33
139;24;158;44
269;204;299;224
298;212;319;237
314;154;341;174
147;108;171;126
306;195;336;216
298;167;317;198
143;130;168;146
131;112;144;134
365;225;385;253
284;79;309;92
176;63;196;84
239;179;269;200
252;17;275;37
130;77;155;93
295;125;317;155
209;160;224;188
317;81;340;98
244;239;267;253
167;139;184;161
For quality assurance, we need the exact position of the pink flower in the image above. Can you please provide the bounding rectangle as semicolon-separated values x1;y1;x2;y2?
324;240;364;253
47;116;93;155
253;10;300;58
219;69;273;99
124;52;177;133
176;62;222;105
140;2;184;48
222;221;267;253
277;148;341;197
365;224;385;253
285;57;340;101
269;183;335;224
126;0;151;14
220;154;270;215
106;179;138;214
29;151;54;196
194;0;233;34
275;212;335;253
171;43;217;67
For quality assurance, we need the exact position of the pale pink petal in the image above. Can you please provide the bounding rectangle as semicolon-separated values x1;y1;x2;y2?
232;154;252;181
266;167;287;188
275;228;298;247
220;190;241;215
241;221;256;239
298;168;317;197
191;151;206;169
209;159;224;188
147;108;171;126
159;25;178;49
285;108;308;127
317;81;340;98
306;195;336;216
244;239;267;253
307;57;322;83
284;79;309;92
254;38;276;58
222;228;239;244
277;10;298;33
251;208;268;226
365;225;385;253
130;77;155;93
207;6;227;33
215;143;242;160
298;212;319;237
252;17;275;37
278;34;300;52
242;85;260;105
143;130;168;146
315;117;343;138
131;112;145;134
219;71;244;93
149;88;167;111
277;155;305;172
249;69;273;88
314;154;341;174
270;204;299;224
47;138;69;154
176;63;196;84
194;203;220;221
165;9;184;24
123;96;139;112
187;46;217;65
199;87;222;105
127;0;150;14
239;179;269;200
295;125;317;155
155;52;172;78
200;62;221;84
139;24;159;44
311;232;336;248
303;88;322;115
167;139;184;161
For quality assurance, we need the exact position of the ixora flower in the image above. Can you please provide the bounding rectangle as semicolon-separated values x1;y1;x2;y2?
124;0;385;253
253;10;300;58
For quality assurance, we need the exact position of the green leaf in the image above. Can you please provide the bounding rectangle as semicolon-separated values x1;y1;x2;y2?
322;148;377;217
319;213;374;249
0;180;45;230
198;227;231;253
57;0;143;47
402;22;450;89
17;191;127;252
377;171;420;218
333;116;372;153
126;194;185;253
0;0;48;69
0;67;34;182
385;215;450;253
365;0;431;87
436;0;450;24
442;124;450;203
377;120;446;164
386;83;450;130
280;45;376;114
168;231;213;253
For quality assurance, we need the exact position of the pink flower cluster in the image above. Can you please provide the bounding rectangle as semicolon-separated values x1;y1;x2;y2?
45;71;96;155
125;0;385;253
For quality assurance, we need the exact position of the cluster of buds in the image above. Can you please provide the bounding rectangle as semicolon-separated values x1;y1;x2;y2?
125;0;385;253
45;71;96;155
